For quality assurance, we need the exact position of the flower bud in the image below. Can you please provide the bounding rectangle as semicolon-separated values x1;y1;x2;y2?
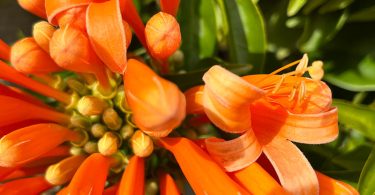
103;108;122;130
145;12;181;59
77;96;108;116
120;125;134;140
32;21;55;53
309;61;324;81
70;112;91;129
91;123;107;138
130;130;154;157
11;37;62;74
45;155;86;185
83;141;99;154
66;78;90;96
18;0;46;18
98;132;119;156
56;6;87;30
145;179;159;195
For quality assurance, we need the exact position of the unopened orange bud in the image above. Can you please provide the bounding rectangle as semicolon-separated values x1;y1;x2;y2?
0;123;79;167
123;20;132;48
49;25;103;74
56;6;87;30
18;0;46;18
11;37;62;74
77;96;108;116
98;132;119;156
32;21;56;53
145;12;181;60
45;155;86;185
130;130;154;157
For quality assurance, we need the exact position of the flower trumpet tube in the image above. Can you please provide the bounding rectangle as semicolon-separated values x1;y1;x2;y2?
117;155;145;195
123;59;186;137
0;38;10;61
0;176;51;194
160;0;180;17
0;123;81;167
11;37;63;74
159;172;181;195
45;155;86;185
17;0;46;18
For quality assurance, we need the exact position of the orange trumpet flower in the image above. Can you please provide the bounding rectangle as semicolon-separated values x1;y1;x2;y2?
0;38;10;61
117;155;145;195
160;0;180;17
159;172;181;195
0;176;51;194
17;0;46;18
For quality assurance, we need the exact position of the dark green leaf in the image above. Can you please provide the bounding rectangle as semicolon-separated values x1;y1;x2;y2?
333;99;375;140
350;6;375;22
318;0;354;14
302;0;327;15
297;10;348;52
358;145;375;195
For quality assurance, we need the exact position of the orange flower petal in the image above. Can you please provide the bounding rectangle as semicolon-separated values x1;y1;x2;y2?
0;95;70;127
243;75;332;114
24;145;70;168
262;137;319;195
11;37;62;74
55;6;87;30
158;137;249;195
205;130;262;172
119;0;147;48
124;59;186;137
57;187;68;195
0;167;17;181
0;176;51;194
203;66;264;133
0;84;46;107
103;183;119;195
67;153;110;195
0;60;71;104
0;123;78;167
159;172;180;195
251;100;338;144
45;0;89;25
17;0;46;18
229;162;287;195
123;21;133;49
117;155;144;195
0;39;10;61
316;171;359;195
145;12;181;60
184;85;204;114
87;0;127;73
2;165;47;181
160;0;180;17
45;155;86;185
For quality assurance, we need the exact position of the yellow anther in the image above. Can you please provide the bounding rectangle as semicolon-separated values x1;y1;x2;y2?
272;74;286;94
308;60;324;81
297;81;306;105
288;85;297;102
295;53;309;76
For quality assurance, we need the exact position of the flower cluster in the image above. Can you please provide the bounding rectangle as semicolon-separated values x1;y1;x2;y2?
0;0;358;194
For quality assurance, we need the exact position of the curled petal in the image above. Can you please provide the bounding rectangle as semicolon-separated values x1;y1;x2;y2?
145;12;181;60
263;137;319;195
160;0;180;17
205;130;262;172
251;100;338;144
45;0;89;25
316;171;359;195
11;37;62;74
0;123;79;167
0;60;71;104
0;95;70;128
159;172;180;195
159;137;249;194
87;0;127;73
32;21;56;53
0;176;51;194
17;0;46;18
117;155;144;195
203;66;264;133
0;39;10;61
230;162;287;195
67;153;110;195
184;85;204;114
45;155;86;185
124;59;186;137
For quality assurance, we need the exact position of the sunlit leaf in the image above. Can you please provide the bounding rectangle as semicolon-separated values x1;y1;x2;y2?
199;0;216;59
287;0;307;16
358;145;375;195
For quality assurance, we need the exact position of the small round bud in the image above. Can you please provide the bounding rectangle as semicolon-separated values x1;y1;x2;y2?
66;78;90;96
77;96;108;116
103;108;122;130
120;125;134;140
45;155;86;185
145;179;159;195
309;61;324;81
70;112;91;129
98;132;119;156
70;147;84;156
83;141;99;154
32;21;55;52
91;123;107;138
130;130;154;157
145;12;181;60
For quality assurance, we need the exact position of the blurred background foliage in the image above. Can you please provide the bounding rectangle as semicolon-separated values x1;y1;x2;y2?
1;0;375;194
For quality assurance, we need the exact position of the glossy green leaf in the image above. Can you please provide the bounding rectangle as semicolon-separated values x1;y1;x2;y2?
199;0;216;58
222;0;266;73
287;0;307;16
350;6;375;22
302;0;327;15
318;0;354;14
358;145;375;195
333;99;375;140
297;10;348;52
325;53;375;91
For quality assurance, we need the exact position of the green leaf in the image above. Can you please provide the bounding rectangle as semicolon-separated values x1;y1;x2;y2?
333;99;375;140
297;10;348;52
302;0;327;15
358;145;375;195
199;0;216;59
287;0;307;16
222;0;267;73
325;53;375;91
318;0;354;14
350;6;375;22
